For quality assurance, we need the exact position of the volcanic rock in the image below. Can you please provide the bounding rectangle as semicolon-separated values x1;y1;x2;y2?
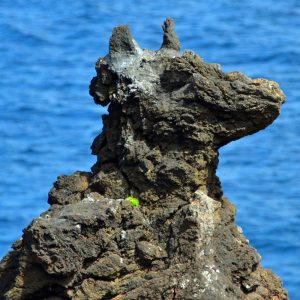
0;18;288;300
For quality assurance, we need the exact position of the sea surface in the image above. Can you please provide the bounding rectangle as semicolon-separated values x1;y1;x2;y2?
0;0;299;298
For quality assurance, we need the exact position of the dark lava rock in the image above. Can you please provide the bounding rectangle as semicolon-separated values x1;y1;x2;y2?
0;18;288;300
161;17;181;51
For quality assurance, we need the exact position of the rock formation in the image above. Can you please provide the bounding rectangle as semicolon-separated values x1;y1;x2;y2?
0;18;288;300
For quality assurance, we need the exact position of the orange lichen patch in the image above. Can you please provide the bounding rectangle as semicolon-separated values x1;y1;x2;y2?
252;78;278;87
227;71;245;77
111;295;124;300
252;78;285;100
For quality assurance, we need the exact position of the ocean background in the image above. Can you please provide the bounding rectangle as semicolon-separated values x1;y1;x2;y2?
0;0;299;298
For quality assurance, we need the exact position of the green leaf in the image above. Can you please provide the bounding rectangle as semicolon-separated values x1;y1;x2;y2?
125;196;140;207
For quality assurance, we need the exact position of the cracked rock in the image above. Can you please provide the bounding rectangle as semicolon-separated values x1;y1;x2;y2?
136;241;168;263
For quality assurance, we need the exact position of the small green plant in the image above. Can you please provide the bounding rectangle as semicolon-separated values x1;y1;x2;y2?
126;196;140;207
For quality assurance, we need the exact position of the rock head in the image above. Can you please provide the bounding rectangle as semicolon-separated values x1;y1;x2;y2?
0;18;288;300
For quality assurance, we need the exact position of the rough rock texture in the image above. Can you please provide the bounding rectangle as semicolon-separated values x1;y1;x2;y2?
0;18;288;300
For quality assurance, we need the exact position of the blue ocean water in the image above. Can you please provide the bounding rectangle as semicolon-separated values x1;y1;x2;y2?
0;0;299;298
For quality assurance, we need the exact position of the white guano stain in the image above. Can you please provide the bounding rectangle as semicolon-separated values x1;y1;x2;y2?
121;230;127;240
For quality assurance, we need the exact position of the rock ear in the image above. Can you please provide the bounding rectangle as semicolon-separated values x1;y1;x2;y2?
160;17;181;51
109;25;140;58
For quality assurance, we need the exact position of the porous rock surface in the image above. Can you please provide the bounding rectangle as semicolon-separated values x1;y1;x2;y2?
0;18;288;300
